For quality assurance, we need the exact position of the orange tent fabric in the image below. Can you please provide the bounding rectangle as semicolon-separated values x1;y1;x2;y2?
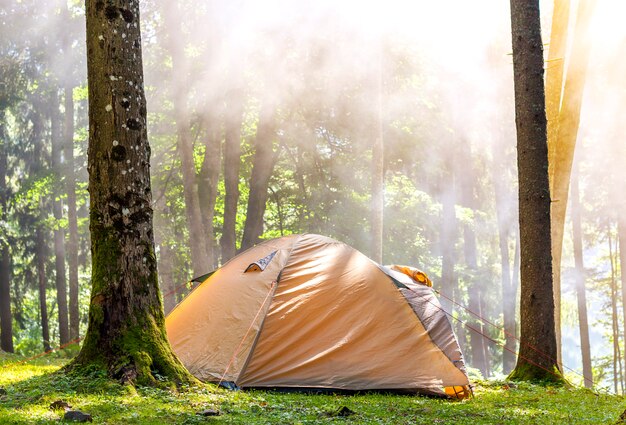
166;234;469;397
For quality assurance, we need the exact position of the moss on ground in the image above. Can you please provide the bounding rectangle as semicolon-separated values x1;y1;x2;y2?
0;357;624;424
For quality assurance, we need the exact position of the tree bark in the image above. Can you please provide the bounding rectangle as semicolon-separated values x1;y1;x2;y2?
240;105;277;251
50;90;70;345
64;84;81;341
220;93;244;262
570;160;593;388
508;0;562;382
69;0;195;386
0;111;13;352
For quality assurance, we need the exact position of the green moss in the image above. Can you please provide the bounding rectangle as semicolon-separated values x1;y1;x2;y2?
1;360;624;424
508;361;566;385
65;216;196;388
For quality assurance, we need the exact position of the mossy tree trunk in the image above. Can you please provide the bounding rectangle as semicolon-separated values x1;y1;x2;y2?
508;0;563;383
69;0;195;386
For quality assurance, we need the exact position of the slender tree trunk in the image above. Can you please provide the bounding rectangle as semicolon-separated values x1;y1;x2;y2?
458;143;488;377
159;243;177;315
440;159;456;317
0;112;13;352
36;229;51;352
69;0;195;385
50;91;70;345
570;161;593;388
64;84;80;341
0;247;10;352
549;0;596;366
370;44;384;264
493;158;516;374
220;93;244;262
609;226;622;393
240;106;277;251
618;212;626;388
508;0;562;382
162;4;208;277
197;116;221;269
61;0;80;340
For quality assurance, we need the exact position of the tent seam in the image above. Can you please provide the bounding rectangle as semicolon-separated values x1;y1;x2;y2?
235;234;303;384
379;268;468;379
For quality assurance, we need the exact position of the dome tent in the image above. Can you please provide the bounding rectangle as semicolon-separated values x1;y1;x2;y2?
165;234;470;397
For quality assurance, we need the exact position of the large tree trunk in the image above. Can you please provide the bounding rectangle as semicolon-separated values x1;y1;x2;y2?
36;229;51;353
0;112;13;352
69;0;195;386
220;93;244;262
548;0;596;366
240;106;277;251
50;91;70;345
64;84;80;341
508;0;562;382
570;161;593;388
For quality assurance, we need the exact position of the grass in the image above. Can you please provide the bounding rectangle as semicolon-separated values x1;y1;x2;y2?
1;355;625;424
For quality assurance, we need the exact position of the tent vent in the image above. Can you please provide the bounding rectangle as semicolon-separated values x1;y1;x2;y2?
245;250;277;273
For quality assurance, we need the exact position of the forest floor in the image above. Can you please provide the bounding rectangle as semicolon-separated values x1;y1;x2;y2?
1;353;624;424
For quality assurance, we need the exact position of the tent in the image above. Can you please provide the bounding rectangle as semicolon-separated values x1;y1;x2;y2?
165;234;470;397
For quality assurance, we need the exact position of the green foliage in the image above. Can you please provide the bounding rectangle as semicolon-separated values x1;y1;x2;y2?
0;360;624;424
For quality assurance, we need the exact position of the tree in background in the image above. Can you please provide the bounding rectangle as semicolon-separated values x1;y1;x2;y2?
546;0;596;363
570;159;593;388
0;109;13;353
69;0;194;385
508;0;562;382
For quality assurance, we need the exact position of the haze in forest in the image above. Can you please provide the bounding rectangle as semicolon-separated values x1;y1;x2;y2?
3;0;626;392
